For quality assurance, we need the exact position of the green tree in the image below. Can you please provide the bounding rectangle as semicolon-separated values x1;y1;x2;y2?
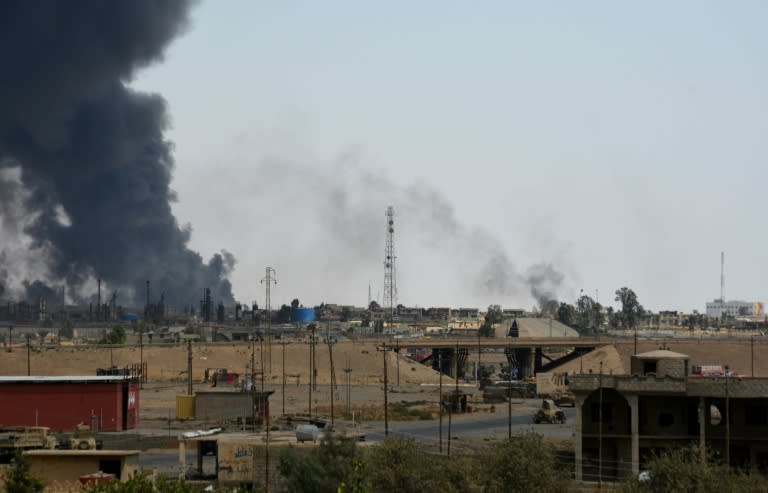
539;299;560;318
277;433;365;493
615;287;645;329
575;295;603;334
482;433;568;493
59;319;74;339
99;325;126;345
479;305;503;337
365;437;472;493
622;446;768;493
557;302;577;326
2;450;44;493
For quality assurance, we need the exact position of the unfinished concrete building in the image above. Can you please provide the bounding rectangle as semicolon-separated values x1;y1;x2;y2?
571;349;768;481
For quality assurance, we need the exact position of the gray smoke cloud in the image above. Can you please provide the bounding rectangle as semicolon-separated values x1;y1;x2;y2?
0;1;234;308
212;153;567;307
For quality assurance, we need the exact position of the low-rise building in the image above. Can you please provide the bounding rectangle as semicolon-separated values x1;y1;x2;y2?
0;376;139;431
24;450;140;484
571;349;768;481
706;299;764;318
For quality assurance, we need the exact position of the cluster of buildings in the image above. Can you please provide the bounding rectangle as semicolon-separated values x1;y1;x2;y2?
705;299;764;319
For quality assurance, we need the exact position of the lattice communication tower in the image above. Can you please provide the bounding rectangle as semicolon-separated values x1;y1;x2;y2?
383;206;397;322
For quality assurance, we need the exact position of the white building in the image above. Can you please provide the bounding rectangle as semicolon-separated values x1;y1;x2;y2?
705;299;763;318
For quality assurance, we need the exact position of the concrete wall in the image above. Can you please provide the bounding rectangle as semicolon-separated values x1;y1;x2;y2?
217;441;261;483
630;357;688;378
195;393;251;422
638;396;693;436
195;392;271;422
26;453;138;483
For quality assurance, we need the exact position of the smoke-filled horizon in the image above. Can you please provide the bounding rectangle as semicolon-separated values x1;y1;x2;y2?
173;152;571;311
0;1;234;308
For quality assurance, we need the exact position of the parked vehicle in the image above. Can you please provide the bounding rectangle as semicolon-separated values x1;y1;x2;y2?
482;380;536;403
553;390;576;407
533;399;566;424
0;426;57;461
67;423;98;450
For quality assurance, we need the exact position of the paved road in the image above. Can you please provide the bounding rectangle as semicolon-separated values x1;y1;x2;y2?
139;400;576;476
360;405;576;446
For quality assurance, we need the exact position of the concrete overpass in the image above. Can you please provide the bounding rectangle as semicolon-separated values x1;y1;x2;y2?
385;337;613;379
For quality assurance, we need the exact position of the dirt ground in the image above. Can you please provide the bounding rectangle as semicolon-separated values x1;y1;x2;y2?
557;338;768;377
2;337;765;423
1;341;443;384
0;340;449;421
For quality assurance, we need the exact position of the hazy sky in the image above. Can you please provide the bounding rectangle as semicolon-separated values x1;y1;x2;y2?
131;1;768;312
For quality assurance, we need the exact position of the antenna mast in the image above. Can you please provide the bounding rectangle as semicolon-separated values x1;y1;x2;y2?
383;206;397;323
720;251;725;302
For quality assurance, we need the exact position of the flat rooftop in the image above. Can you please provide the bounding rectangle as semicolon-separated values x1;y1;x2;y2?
24;450;139;457
0;376;132;384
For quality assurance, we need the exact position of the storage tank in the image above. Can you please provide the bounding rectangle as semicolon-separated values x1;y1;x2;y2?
291;307;316;323
295;424;319;443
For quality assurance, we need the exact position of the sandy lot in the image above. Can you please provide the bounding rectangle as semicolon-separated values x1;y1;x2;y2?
2;336;765;423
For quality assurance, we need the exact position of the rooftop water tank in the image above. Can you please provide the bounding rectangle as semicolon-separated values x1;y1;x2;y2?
291;307;316;323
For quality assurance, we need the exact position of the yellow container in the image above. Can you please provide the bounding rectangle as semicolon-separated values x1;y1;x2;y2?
176;395;196;419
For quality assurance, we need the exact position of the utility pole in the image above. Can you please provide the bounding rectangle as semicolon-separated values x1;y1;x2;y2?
726;365;731;467
448;343;459;457
187;340;193;395
279;338;289;416
308;324;316;419
139;327;144;389
598;361;604;489
395;340;400;386
507;344;512;441
264;363;270;493
7;326;12;352
251;337;256;431
507;370;512;441
312;323;317;383
378;343;389;436
261;267;277;377
343;356;353;417
476;332;481;383
26;334;31;376
438;350;443;454
327;325;337;427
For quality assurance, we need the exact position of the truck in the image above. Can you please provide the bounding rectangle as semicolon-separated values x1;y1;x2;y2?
482;380;536;403
0;426;57;461
533;399;567;424
67;423;98;450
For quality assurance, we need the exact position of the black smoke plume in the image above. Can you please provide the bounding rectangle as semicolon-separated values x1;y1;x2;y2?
0;1;234;307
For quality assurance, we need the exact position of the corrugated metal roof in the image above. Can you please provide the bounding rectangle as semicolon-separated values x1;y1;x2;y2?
0;375;131;383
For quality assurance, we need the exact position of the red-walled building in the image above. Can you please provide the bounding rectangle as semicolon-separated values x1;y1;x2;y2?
0;376;139;431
